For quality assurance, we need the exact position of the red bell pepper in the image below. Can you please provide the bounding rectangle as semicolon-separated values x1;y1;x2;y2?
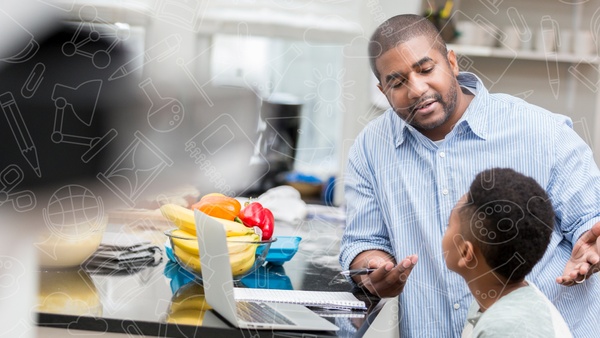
238;202;274;240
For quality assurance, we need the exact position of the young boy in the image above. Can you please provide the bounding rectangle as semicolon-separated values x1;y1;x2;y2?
443;168;573;337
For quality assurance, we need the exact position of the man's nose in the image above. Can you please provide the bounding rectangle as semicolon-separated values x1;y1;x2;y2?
407;75;428;100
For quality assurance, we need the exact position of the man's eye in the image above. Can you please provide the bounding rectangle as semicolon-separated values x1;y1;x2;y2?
421;67;434;74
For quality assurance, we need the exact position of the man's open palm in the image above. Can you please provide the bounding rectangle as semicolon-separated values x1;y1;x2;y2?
557;222;600;285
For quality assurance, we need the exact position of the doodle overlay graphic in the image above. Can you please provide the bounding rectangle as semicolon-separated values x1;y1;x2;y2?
184;114;269;197
176;43;232;107
21;62;45;99
0;10;39;64
35;185;105;263
98;131;174;208
119;0;210;33
0;92;41;177
541;16;560;99
139;78;185;133
243;44;303;100
62;6;130;69
37;0;76;12
0;165;36;213
109;34;181;81
51;79;118;163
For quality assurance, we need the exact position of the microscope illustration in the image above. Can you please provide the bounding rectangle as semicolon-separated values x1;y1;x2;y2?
51;79;118;163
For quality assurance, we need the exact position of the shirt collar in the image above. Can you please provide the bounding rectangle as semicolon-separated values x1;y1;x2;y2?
392;72;488;148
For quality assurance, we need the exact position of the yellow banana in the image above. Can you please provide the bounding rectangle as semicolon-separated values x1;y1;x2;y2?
229;243;258;272
166;309;205;326
173;245;202;273
232;251;256;276
161;204;254;236
171;230;258;256
170;283;212;312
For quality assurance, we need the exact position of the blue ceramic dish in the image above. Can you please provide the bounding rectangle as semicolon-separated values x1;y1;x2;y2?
262;236;301;266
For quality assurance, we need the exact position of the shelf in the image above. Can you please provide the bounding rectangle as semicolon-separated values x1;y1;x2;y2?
447;44;600;64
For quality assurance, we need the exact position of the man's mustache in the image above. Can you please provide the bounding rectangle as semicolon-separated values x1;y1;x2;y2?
409;93;444;115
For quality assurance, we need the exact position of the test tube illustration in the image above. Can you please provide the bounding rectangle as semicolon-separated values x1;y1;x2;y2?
97;131;173;208
0;92;41;177
139;78;185;133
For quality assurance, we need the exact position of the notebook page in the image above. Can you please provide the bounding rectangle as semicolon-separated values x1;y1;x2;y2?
233;288;366;310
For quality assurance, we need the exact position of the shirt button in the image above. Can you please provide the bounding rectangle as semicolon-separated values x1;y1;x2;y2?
439;152;445;158
453;303;460;310
408;127;414;132
443;189;449;195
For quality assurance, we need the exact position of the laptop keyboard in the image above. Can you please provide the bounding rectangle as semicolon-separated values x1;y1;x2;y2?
236;301;296;326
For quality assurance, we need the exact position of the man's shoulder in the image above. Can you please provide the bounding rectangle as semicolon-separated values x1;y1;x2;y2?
485;92;572;128
353;109;398;146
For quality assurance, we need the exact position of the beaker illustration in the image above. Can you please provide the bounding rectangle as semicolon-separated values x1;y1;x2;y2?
97;131;173;208
139;78;184;133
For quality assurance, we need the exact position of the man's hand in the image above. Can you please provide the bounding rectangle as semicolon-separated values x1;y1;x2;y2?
352;251;418;298
557;221;600;286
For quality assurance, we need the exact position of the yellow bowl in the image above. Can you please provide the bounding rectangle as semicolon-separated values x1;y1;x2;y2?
164;229;276;281
36;214;108;269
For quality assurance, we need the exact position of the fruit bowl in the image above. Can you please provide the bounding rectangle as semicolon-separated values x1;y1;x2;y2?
164;229;276;281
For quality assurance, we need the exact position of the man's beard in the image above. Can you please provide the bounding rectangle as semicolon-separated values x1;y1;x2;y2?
398;79;458;131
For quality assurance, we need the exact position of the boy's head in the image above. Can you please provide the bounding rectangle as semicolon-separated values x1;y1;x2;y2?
443;168;555;283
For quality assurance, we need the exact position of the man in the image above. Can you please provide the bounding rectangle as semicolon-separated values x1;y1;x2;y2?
340;14;600;337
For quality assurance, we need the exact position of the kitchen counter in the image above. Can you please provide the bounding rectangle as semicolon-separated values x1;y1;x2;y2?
35;217;382;338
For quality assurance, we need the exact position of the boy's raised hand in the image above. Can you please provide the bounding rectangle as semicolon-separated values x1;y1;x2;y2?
359;254;418;298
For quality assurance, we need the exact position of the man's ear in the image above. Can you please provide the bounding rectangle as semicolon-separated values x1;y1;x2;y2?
377;82;385;94
457;240;477;269
446;49;459;77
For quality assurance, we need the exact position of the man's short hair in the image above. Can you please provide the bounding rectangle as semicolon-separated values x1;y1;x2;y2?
460;168;555;283
369;14;448;83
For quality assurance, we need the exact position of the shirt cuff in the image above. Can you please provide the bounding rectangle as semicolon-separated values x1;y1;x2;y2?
568;217;600;244
340;242;395;288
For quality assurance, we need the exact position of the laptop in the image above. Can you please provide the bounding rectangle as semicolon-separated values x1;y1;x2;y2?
194;209;340;331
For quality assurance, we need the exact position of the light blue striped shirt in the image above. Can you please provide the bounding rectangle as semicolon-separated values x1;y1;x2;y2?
340;72;600;338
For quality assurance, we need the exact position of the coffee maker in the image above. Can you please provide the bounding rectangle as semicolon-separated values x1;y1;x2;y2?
247;93;302;194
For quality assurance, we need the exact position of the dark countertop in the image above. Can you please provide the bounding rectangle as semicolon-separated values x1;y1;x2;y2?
35;218;382;338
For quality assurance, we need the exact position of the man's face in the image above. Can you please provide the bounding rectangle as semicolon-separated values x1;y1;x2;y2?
376;36;459;131
443;194;468;272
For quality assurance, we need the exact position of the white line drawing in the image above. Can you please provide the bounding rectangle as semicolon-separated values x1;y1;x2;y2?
559;0;589;4
0;255;26;301
0;318;30;338
541;16;560;99
21;62;45;99
467;253;526;310
568;61;600;93
184;114;269;197
176;43;233;107
37;0;76;12
440;11;518;90
62;6;130;69
479;0;503;15
513;90;534;100
109;34;181;81
0;92;41;177
0;165;36;212
507;7;532;42
119;0;211;33
0;10;39;64
51;79;118;163
304;64;356;116
469;200;524;245
243;44;303;100
139;78;185;133
98;131;174;208
35;185;105;262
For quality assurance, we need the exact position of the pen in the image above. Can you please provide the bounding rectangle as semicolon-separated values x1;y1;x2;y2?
339;269;378;276
0;92;41;177
541;15;560;99
109;34;182;81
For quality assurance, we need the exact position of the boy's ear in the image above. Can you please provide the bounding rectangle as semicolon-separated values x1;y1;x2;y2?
457;240;477;269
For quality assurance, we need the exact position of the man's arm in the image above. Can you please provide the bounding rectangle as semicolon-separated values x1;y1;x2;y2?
350;249;418;298
546;118;600;285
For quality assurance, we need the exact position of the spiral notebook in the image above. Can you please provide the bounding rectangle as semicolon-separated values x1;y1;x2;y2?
233;288;367;310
